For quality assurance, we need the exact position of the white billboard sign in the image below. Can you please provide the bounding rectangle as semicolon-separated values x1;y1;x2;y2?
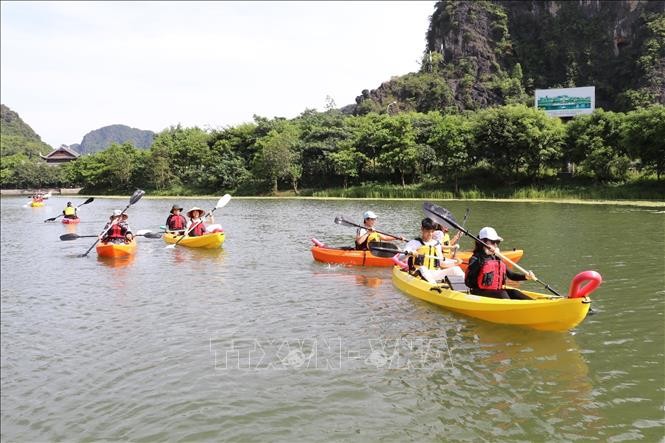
535;86;595;117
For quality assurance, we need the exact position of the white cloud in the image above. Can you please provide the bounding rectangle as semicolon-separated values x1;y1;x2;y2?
1;1;434;147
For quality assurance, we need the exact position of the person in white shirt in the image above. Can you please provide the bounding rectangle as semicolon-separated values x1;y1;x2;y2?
401;217;464;284
355;210;405;250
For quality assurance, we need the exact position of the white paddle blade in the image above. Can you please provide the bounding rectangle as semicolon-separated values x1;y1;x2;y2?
216;194;232;209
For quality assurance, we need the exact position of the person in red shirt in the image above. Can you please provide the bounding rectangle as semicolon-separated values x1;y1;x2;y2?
100;209;134;243
185;207;212;237
165;204;187;234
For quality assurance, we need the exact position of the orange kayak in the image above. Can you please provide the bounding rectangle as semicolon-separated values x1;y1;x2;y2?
96;240;137;258
310;238;524;271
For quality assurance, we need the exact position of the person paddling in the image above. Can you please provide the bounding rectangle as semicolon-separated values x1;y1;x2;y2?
402;217;464;284
464;227;535;300
355;211;405;250
62;202;78;220
165;204;187;234
100;210;134;244
186;207;213;237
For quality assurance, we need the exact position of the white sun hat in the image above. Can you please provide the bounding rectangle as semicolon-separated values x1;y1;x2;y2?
363;211;377;220
478;227;503;242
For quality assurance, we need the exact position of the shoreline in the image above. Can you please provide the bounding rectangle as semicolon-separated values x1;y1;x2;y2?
4;192;661;208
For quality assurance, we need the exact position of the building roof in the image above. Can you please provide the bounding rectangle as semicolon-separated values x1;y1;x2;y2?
40;145;80;161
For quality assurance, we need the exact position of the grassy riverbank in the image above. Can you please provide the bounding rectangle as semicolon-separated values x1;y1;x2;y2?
6;177;663;207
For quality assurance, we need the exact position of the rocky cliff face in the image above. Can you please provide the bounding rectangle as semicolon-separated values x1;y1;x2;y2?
352;0;664;114
76;124;155;154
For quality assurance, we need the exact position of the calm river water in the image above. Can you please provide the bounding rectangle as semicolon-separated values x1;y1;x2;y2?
1;196;663;442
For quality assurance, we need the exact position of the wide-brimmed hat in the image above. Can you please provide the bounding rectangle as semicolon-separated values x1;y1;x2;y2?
187;207;205;218
170;204;184;213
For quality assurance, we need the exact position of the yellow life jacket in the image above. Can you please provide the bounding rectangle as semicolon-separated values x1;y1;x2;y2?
367;232;381;244
64;206;76;216
413;239;441;270
441;232;452;258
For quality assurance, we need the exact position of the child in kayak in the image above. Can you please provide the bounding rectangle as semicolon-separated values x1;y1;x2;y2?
185;207;223;237
464;227;535;300
165;204;187;234
100;210;134;244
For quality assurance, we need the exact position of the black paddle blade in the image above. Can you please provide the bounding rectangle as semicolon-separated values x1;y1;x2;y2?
334;216;347;225
82;197;94;205
368;242;401;258
423;202;460;231
129;189;145;205
44;217;58;222
142;232;162;239
60;233;81;241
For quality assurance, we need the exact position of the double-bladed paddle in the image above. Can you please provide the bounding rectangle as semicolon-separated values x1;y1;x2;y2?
333;216;405;241
423;202;562;297
165;194;231;249
61;229;162;241
79;189;145;257
44;197;94;222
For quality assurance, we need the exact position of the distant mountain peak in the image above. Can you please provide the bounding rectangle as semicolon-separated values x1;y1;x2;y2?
76;124;155;154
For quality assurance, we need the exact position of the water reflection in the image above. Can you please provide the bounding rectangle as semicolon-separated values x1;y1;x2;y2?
440;322;601;439
310;270;386;289
63;223;78;234
97;254;136;269
355;275;383;288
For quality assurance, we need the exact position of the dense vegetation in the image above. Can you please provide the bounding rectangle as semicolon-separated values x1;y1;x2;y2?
2;1;663;201
2;105;663;200
355;1;665;115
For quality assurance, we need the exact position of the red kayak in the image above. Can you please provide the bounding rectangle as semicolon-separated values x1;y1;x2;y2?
62;217;80;224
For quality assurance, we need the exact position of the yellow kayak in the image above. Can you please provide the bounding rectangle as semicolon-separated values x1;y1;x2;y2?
391;266;600;332
30;201;45;207
163;231;225;249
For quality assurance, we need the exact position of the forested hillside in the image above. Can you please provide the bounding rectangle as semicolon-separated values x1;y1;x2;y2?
353;0;665;114
0;104;52;158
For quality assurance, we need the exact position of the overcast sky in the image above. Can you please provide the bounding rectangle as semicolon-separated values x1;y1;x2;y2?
1;1;435;148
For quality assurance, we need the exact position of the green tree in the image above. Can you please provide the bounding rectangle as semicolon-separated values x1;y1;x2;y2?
252;121;301;194
150;125;211;188
427;112;474;192
621;104;665;179
473;105;564;181
377;114;420;186
565;109;628;182
328;146;366;188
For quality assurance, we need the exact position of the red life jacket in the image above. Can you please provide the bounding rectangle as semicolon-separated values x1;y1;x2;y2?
477;258;507;290
167;214;187;230
189;222;206;236
107;223;125;239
